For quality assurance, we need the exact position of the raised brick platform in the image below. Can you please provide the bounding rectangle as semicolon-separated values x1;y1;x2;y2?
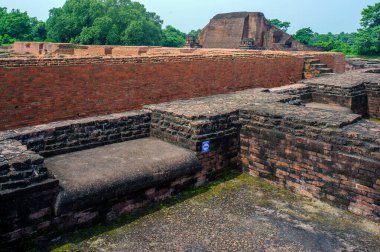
45;138;201;215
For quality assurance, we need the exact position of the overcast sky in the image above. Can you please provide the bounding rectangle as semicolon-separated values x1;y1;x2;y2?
1;0;378;34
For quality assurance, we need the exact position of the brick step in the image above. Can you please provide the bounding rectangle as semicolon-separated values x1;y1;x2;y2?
303;56;315;60
311;63;328;69
320;73;336;76
318;68;333;74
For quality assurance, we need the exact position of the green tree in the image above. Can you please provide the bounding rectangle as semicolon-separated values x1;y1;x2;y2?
46;0;105;43
122;19;162;46
0;7;46;45
0;9;31;40
293;27;315;45
269;19;291;32
31;19;47;41
79;16;113;44
188;29;202;40
161;25;186;47
355;26;380;55
361;2;380;29
46;0;163;46
355;3;380;55
309;32;356;54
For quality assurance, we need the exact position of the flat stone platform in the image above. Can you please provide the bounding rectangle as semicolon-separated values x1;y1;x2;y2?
305;102;354;113
45;138;201;214
302;70;379;88
145;88;294;118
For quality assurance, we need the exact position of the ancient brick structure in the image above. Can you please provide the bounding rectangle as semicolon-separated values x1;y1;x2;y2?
0;42;378;249
240;105;379;217
12;42;76;55
2;111;151;157
0;46;347;131
185;35;202;48
198;12;319;51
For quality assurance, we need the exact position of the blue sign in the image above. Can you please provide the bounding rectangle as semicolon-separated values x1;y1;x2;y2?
202;141;210;153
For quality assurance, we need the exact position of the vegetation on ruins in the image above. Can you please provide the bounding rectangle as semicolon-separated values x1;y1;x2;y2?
269;19;291;32
0;1;379;55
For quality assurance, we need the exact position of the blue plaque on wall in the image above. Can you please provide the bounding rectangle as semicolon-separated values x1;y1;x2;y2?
202;141;210;153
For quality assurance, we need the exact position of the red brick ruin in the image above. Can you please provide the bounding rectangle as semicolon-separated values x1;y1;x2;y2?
0;12;379;250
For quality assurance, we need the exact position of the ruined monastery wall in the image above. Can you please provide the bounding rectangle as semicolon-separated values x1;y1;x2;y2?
0;54;304;130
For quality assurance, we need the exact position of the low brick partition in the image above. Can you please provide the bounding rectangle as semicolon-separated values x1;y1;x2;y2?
146;89;296;179
0;111;150;157
240;103;379;219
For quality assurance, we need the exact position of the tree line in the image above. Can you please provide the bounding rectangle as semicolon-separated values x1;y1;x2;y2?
270;3;380;55
0;0;188;47
0;0;379;56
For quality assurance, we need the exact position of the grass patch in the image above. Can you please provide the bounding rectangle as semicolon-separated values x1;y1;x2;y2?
369;118;380;123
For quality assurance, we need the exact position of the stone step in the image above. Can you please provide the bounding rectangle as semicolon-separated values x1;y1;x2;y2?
312;63;328;69
45;137;201;215
319;68;333;74
320;73;336;77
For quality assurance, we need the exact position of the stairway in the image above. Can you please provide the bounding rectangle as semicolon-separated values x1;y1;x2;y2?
303;56;334;79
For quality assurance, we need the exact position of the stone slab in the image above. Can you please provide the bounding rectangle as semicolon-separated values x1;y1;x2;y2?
305;102;354;113
302;70;379;88
45;138;201;214
241;103;362;128
146;89;295;119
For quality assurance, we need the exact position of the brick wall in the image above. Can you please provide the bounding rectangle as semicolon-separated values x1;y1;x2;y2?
0;54;304;130
13;42;75;55
149;109;241;178
316;53;346;74
366;83;380;119
240;103;380;220
0;111;150;157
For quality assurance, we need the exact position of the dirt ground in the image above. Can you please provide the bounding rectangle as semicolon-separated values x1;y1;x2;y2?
50;172;380;252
